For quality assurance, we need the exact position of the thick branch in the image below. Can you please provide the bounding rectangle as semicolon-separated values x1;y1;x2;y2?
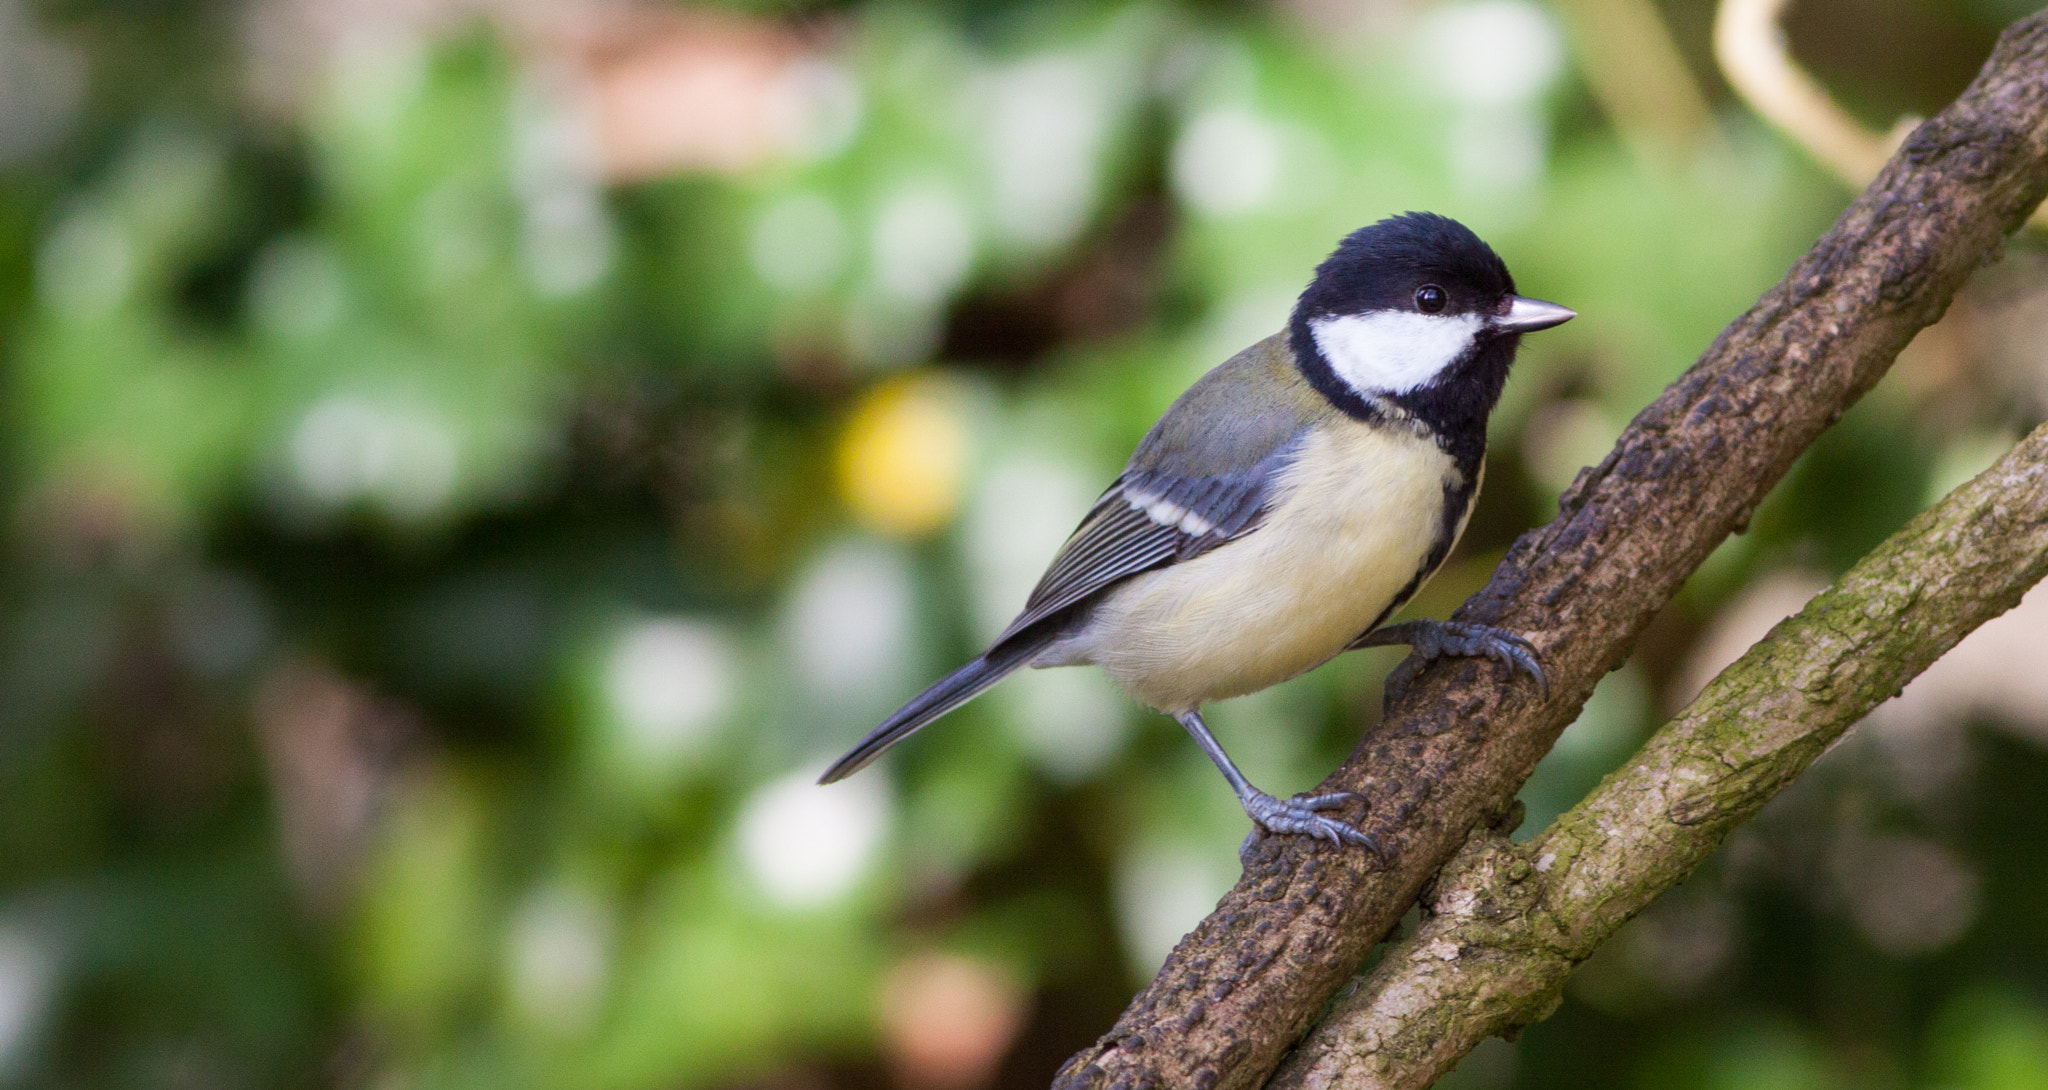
1055;14;2048;1090
1271;420;2048;1090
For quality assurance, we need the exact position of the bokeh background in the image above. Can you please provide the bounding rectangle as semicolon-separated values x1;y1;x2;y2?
4;0;2048;1087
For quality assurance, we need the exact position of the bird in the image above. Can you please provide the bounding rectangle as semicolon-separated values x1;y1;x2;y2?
819;212;1574;851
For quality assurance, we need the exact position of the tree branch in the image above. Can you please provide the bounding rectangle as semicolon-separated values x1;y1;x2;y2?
1054;13;2048;1090
1269;419;2048;1090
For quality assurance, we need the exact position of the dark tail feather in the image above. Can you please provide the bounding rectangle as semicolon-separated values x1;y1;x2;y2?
817;636;1047;784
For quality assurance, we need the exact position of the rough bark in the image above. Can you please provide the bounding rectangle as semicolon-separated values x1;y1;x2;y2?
1269;420;2048;1090
1054;14;2048;1090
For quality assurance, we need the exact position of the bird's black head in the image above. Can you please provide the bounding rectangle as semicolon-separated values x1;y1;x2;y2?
1287;212;1572;460
1296;211;1516;322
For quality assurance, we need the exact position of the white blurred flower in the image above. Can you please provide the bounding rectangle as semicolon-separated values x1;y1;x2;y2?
513;75;614;298
1170;107;1282;217
783;539;918;710
506;885;611;1031
289;393;461;519
1446;106;1549;198
737;768;892;909
981;53;1114;251
514;70;604;192
603;618;738;767
521;186;614;298
871;179;976;306
1114;844;1233;976
764;57;863;162
1414;0;1563;201
750;192;850;294
1416;0;1564;107
998;668;1129;785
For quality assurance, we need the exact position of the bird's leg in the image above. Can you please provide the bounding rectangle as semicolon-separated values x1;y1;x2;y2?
1172;709;1378;857
1350;619;1547;697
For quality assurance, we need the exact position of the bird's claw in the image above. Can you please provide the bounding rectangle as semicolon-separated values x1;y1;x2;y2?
1412;621;1548;699
1239;789;1379;854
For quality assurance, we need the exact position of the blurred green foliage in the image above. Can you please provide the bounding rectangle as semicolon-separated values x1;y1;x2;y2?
2;1;2047;1088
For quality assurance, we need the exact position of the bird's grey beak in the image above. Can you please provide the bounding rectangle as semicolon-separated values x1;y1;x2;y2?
1498;296;1576;333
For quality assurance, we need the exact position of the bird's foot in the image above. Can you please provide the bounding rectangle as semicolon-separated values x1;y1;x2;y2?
1395;619;1547;697
1237;790;1378;857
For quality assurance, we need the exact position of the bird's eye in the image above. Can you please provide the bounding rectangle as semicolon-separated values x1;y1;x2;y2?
1415;285;1448;314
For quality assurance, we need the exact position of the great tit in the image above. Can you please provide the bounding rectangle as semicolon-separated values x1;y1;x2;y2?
820;212;1574;850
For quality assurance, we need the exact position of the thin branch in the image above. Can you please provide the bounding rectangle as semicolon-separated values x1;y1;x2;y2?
1054;13;2048;1090
1270;420;2048;1090
1716;0;1900;184
1714;0;2048;229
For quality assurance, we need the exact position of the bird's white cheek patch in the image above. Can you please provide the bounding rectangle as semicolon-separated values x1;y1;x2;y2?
1311;311;1482;396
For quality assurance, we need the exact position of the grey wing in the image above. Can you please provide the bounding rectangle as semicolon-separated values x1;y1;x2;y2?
988;331;1325;648
990;445;1298;647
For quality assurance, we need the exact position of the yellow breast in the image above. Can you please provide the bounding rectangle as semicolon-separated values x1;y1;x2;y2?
1078;420;1470;712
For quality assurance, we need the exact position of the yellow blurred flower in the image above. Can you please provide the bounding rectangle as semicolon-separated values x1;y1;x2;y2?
836;372;971;537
